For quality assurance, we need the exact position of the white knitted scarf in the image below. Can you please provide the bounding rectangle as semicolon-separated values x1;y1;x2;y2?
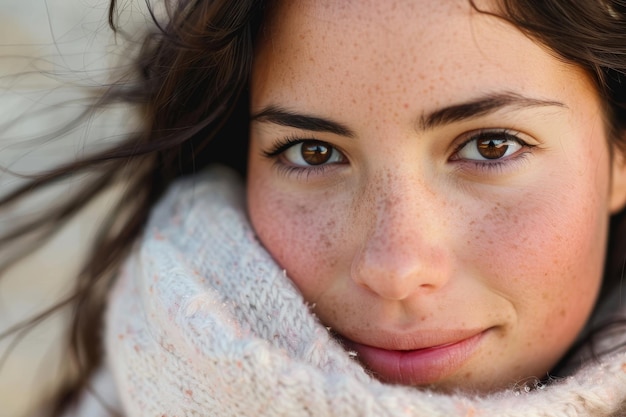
102;166;626;417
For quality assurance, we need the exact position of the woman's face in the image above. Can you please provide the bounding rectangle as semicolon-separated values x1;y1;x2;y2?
247;0;626;392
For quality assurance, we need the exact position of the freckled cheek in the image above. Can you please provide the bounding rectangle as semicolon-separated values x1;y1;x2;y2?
466;188;605;325
247;183;349;298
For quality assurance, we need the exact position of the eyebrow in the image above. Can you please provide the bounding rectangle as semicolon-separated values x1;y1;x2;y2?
251;106;356;137
419;92;567;131
251;92;567;137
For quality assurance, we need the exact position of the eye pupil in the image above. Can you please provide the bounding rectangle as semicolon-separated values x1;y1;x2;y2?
477;138;508;159
301;141;332;165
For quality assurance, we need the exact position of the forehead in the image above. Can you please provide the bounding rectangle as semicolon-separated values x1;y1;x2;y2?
266;0;466;28
252;0;592;119
256;0;476;72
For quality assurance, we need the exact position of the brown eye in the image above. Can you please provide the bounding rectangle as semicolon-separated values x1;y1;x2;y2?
282;140;345;167
456;131;524;162
477;138;509;159
301;141;332;165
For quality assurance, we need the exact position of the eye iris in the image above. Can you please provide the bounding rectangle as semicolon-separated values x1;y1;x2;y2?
477;138;509;159
301;141;332;165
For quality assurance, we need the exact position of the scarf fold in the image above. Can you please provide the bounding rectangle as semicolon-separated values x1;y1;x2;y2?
106;166;626;417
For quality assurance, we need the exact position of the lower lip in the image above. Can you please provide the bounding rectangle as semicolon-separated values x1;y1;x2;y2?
343;332;485;386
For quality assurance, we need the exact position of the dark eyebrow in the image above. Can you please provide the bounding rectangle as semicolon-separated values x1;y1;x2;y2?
419;92;567;131
251;93;566;137
251;106;356;137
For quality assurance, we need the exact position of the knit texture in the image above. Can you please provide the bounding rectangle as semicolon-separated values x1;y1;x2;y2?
103;166;626;417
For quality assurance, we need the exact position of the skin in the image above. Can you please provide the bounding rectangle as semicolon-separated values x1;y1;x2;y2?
246;0;626;393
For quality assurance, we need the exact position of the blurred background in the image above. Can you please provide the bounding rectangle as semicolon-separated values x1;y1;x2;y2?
0;1;143;415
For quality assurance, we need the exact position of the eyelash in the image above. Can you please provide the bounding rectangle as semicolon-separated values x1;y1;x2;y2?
262;129;535;177
263;134;316;157
262;135;344;179
451;129;536;173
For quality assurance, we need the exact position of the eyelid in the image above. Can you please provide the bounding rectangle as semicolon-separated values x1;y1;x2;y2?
450;129;534;157
448;128;538;175
263;134;349;158
261;134;349;176
262;134;316;158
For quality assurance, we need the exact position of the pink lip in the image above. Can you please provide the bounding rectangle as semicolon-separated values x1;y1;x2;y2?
341;330;486;386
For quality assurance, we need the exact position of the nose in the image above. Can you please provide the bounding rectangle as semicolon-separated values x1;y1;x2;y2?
351;172;452;301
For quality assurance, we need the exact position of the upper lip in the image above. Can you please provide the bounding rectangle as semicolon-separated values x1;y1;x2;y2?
335;328;489;351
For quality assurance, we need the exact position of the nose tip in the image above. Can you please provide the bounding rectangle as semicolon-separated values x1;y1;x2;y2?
351;234;451;301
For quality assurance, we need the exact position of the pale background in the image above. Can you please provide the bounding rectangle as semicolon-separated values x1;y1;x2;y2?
0;1;144;416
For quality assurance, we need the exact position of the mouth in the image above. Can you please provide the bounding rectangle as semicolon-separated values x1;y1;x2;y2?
337;330;487;386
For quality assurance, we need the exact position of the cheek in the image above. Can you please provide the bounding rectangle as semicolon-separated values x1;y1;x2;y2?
467;175;607;340
247;176;349;299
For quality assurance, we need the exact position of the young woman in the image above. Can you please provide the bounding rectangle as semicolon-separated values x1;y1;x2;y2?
2;0;626;416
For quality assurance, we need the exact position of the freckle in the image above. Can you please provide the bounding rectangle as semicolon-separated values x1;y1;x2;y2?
464;371;472;379
559;309;566;317
296;204;311;215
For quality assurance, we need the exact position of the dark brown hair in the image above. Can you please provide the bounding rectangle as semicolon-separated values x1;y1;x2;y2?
1;1;261;414
0;0;625;415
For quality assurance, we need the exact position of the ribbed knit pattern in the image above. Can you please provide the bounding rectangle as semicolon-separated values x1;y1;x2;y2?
104;166;626;417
